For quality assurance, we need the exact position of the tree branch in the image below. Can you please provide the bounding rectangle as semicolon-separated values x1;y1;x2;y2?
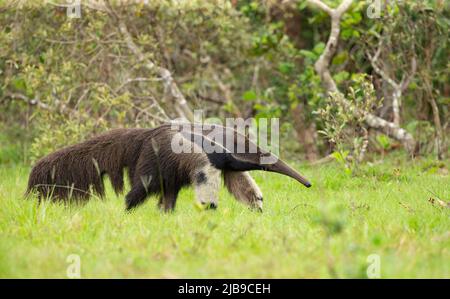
3;92;50;110
308;0;333;15
104;0;194;121
366;41;417;125
309;0;353;92
307;0;416;155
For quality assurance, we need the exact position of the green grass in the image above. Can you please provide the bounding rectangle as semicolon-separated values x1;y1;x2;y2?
0;155;449;278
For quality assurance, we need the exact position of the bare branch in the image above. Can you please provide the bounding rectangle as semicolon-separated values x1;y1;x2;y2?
366;40;417;126
4;92;50;110
308;0;333;15
103;0;194;121
307;0;416;155
308;0;353;92
400;56;417;91
366;50;400;90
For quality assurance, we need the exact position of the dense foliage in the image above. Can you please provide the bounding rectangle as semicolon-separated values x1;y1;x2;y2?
0;0;448;164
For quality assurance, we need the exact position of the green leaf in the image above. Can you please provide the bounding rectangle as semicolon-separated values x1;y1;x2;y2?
242;90;257;102
298;0;308;10
11;77;27;92
341;28;354;40
332;51;349;65
333;71;350;84
313;42;325;55
278;62;294;74
332;151;348;163
376;134;391;150
299;49;317;60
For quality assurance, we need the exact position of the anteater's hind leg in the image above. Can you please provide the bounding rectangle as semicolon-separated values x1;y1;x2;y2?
125;183;149;211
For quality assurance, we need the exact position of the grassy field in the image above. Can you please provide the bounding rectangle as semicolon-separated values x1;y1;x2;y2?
0;155;448;278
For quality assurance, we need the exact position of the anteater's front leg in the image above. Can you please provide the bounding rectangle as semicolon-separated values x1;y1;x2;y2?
192;164;221;209
223;171;263;211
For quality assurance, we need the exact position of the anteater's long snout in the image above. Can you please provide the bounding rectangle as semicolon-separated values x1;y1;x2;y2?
268;159;312;188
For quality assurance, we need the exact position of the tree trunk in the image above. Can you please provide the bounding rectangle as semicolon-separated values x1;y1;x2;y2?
424;79;446;160
392;89;402;126
292;104;319;161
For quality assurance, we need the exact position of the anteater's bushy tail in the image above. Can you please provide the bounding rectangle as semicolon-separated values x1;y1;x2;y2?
26;128;152;201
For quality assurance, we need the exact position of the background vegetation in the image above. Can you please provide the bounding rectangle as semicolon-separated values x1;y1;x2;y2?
1;0;448;163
